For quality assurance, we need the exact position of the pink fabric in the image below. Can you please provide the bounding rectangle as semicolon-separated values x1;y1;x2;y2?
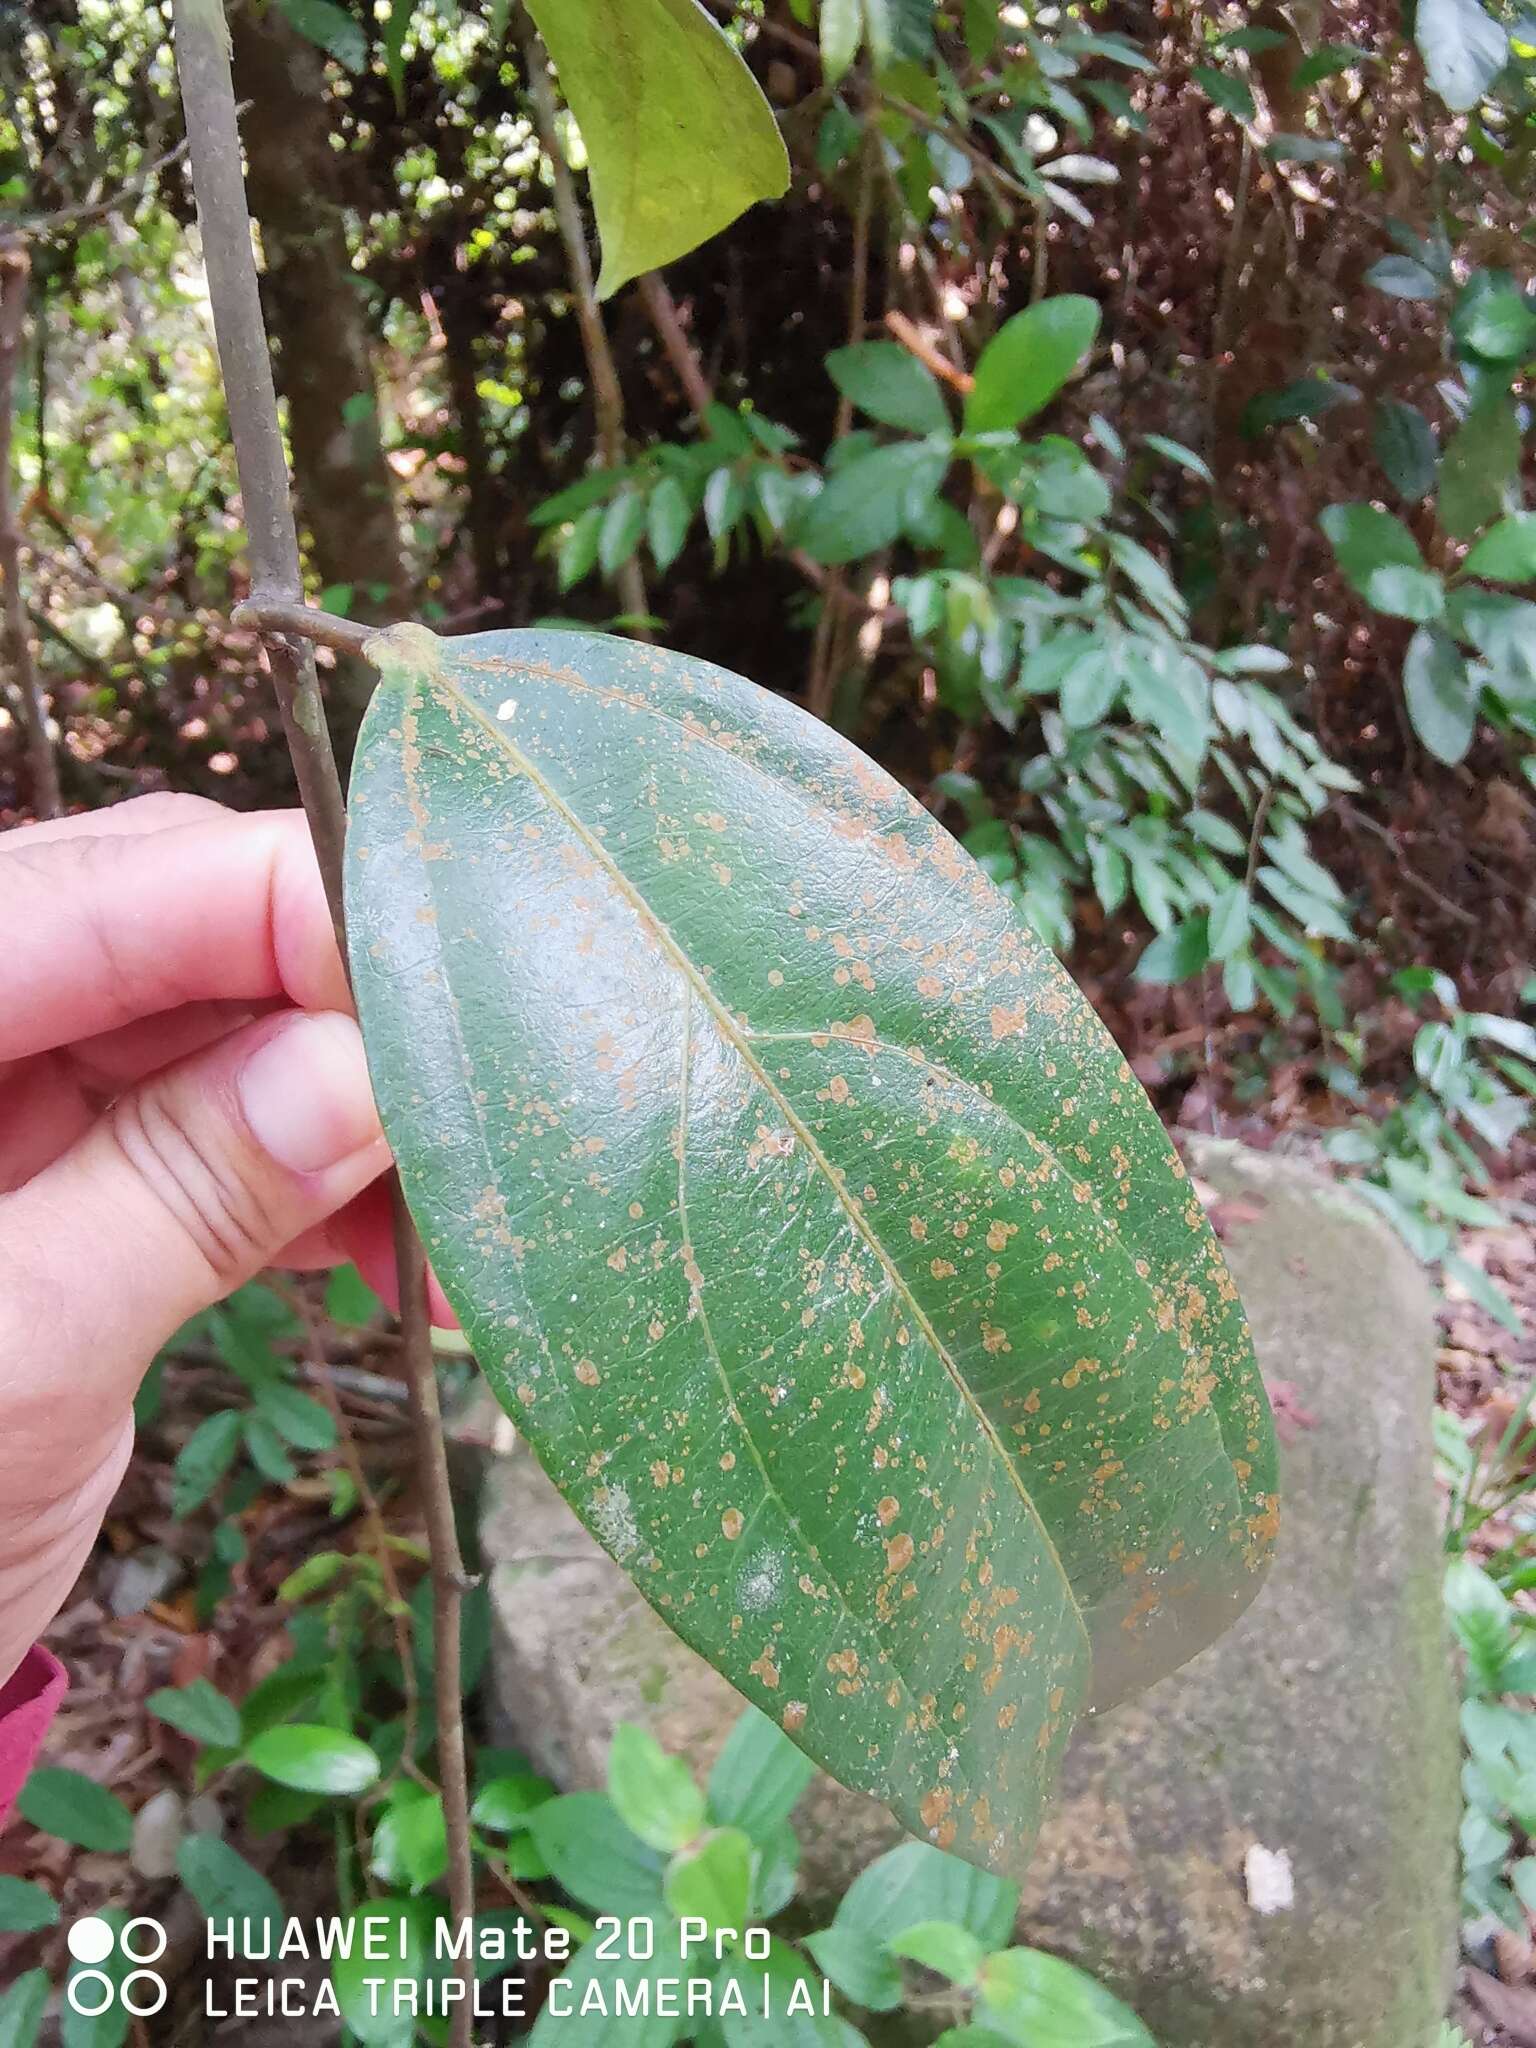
0;1648;66;1828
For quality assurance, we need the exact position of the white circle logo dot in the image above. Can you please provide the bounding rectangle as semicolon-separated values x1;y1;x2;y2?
67;1917;114;1965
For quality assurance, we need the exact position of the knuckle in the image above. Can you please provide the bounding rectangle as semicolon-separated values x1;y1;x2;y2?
105;1084;276;1293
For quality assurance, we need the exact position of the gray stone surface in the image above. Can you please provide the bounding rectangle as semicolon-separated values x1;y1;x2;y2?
481;1136;1458;2046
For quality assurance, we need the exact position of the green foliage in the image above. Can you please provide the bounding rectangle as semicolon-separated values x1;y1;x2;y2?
345;620;1277;1868
1332;261;1536;773
15;1769;132;1853
525;0;789;295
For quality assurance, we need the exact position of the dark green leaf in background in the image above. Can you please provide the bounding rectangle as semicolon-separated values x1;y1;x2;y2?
1403;627;1478;764
148;1678;242;1749
796;440;950;563
177;1836;284;1945
525;0;790;296
1371;400;1437;502
276;0;367;73
1193;67;1256;120
0;1879;58;1935
1463;513;1536;583
1439;396;1521;541
827;342;950;436
0;1970;48;2048
346;624;1277;1872
1320;502;1444;620
1364;255;1440;302
17;1770;132;1853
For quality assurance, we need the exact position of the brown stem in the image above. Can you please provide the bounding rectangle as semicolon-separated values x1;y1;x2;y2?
636;272;714;415
171;5;474;2032
520;13;650;631
232;597;375;658
0;239;61;818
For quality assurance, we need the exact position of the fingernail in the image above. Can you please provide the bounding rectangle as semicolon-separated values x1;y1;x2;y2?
239;1012;384;1175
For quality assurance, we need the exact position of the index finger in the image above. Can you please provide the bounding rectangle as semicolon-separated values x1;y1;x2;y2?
2;800;351;1063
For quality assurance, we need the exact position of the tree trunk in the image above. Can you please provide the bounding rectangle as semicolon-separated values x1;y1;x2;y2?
230;0;408;735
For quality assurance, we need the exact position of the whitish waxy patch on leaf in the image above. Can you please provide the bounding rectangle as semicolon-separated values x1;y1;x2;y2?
525;0;789;297
345;626;1277;1874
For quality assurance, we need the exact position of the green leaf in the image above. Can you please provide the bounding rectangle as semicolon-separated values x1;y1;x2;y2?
1415;0;1508;109
276;0;368;72
381;0;412;109
325;1263;383;1325
526;1792;667;1915
332;1898;436;2047
664;1825;754;1930
827;342;949;436
1439;396;1522;540
1365;256;1440;301
1207;887;1251;962
17;1769;132;1852
1452;274;1536;365
525;0;790;296
820;0;861;84
832;1840;1018;1951
608;1724;706;1851
1294;42;1374;85
888;1919;985;1982
600;490;649;576
1142;433;1212;482
1059;648;1118;727
648;476;692;572
532;1933;691;2048
965;297;1100;435
1403;626;1477;764
1371;401;1437;502
803;1922;904;2010
471;1772;555;1833
244;1725;380;1796
1242;377;1357;434
0;1970;48;2048
0;1878;59;1935
177;1836;284;1946
1320;502;1443;619
1193;67;1256;120
148;1679;243;1749
978;1945;1154;2045
60;1910;132;2048
346;624;1278;1869
371;1784;448;1893
1134;915;1211;984
172;1408;244;1516
252;1379;336;1452
707;1706;816;1841
796;441;950;563
1464;513;1536;582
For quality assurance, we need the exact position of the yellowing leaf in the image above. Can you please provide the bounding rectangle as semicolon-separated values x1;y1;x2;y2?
346;625;1277;1873
525;0;790;297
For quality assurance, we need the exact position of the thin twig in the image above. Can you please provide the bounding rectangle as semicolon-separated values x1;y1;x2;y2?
170;7;475;2035
21;133;193;235
0;238;61;817
521;12;650;633
884;309;973;394
636;273;713;416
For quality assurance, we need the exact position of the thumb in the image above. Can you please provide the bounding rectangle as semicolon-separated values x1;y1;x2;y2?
3;1010;391;1427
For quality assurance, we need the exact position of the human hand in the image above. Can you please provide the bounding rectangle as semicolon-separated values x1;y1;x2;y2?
0;794;405;1685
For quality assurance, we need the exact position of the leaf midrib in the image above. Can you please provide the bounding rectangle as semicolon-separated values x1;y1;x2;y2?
430;662;1090;1656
